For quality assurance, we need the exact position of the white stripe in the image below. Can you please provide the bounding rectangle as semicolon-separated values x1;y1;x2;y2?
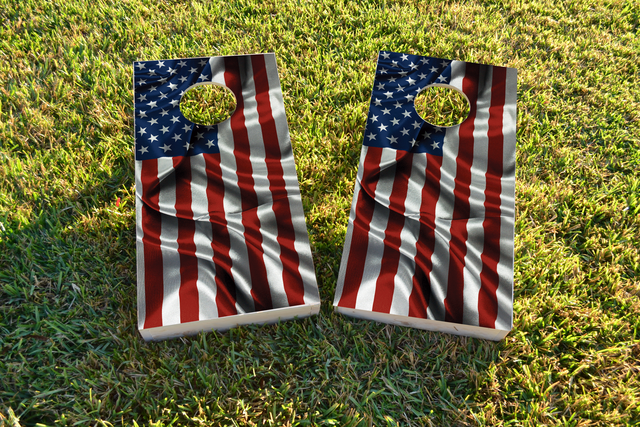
389;153;426;316
427;61;466;321
189;154;218;320
264;53;319;305
209;57;255;314
242;58;288;308
355;147;396;311
461;65;492;326
157;157;181;326
495;66;518;331
334;146;367;305
135;161;146;329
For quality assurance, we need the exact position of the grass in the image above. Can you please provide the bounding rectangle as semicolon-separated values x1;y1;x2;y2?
0;0;639;425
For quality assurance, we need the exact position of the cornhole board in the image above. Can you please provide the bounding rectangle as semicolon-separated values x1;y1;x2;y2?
133;53;320;341
334;51;517;341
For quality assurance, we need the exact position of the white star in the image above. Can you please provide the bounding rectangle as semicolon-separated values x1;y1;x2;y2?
400;54;409;61
147;101;157;108
399;70;408;77
378;123;388;131
379;68;388;74
409;62;418;70
160;143;171;152
199;59;207;66
437;75;447;83
137;79;146;86
406;77;416;85
137;94;147;102
405;94;415;101
195;132;204;140
179;90;185;97
402;110;412;118
388;135;398;144
410;138;417;147
170;116;180;124
138;127;147;135
381;108;391;115
367;132;376;141
390;117;400;126
149;85;158;92
381;52;390;59
160;109;169;116
370;114;379;123
393;101;403;109
159;92;167;100
149;118;158;125
388;76;397;83
430;66;438;73
189;67;197;74
182;124;192;132
179;75;188;83
420;58;429;64
149;69;157;76
440;60;449;68
168;82;178;90
157;61;165;68
171;134;182;142
149;134;158;143
418;72;427;80
137;110;147;118
183;142;192;150
160;126;170;134
431;141;440;149
384;91;393;99
412;121;421;129
170;99;180;107
435;127;444;132
206;140;216;148
135;62;146;70
138;145;148;154
376;82;385;90
373;98;382;106
395;84;404;92
400;128;409;136
167;67;177;75
421;131;431;139
178;60;187;67
198;74;209;81
391;60;398;67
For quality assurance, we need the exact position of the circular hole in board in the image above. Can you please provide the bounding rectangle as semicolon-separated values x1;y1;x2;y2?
179;83;237;126
414;84;471;128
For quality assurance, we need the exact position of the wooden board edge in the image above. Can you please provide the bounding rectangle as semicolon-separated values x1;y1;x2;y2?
139;303;321;342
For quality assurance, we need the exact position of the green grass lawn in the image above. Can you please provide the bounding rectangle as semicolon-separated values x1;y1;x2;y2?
1;0;639;425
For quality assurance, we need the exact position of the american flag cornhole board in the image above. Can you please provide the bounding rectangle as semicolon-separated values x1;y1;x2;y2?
334;52;517;341
134;53;320;341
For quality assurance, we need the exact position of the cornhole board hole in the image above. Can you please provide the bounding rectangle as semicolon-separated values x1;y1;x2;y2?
334;51;517;341
134;53;320;341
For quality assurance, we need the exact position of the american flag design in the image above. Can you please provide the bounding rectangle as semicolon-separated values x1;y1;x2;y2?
334;52;517;340
134;54;320;341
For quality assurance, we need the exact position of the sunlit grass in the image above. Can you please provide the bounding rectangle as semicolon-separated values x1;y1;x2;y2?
0;0;639;426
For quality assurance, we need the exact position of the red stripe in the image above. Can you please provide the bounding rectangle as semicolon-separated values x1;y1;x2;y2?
337;146;383;308
444;63;479;324
478;67;507;327
251;55;305;306
140;159;163;328
204;153;237;317
408;154;442;318
371;150;412;313
224;56;273;311
173;157;199;323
